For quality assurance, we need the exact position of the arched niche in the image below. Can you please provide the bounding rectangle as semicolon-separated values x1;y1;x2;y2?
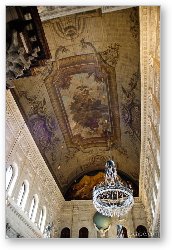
79;227;89;238
136;225;148;238
60;227;70;238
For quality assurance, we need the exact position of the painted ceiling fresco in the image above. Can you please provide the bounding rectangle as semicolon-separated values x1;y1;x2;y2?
11;7;141;196
65;171;139;200
59;72;110;138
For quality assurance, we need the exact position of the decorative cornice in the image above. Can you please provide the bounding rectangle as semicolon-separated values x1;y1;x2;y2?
139;6;149;198
38;6;134;22
101;6;134;13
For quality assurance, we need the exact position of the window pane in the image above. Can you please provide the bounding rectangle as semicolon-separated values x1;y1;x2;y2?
38;209;43;228
17;183;25;206
29;197;36;219
6;165;13;190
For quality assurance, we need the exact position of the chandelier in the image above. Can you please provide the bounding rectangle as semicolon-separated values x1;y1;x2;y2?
92;160;134;217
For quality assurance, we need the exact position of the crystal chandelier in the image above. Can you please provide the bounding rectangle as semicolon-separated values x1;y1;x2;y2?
92;160;134;217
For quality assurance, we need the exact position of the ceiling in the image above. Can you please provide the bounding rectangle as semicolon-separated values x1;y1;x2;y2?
11;7;141;196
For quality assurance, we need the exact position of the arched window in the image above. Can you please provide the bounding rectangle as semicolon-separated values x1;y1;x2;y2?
60;227;70;238
38;206;46;233
29;194;39;222
136;225;148;238
117;225;128;238
6;163;18;196
79;227;89;238
17;180;29;210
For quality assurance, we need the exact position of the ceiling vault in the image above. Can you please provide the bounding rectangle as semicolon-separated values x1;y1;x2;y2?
9;6;141;197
